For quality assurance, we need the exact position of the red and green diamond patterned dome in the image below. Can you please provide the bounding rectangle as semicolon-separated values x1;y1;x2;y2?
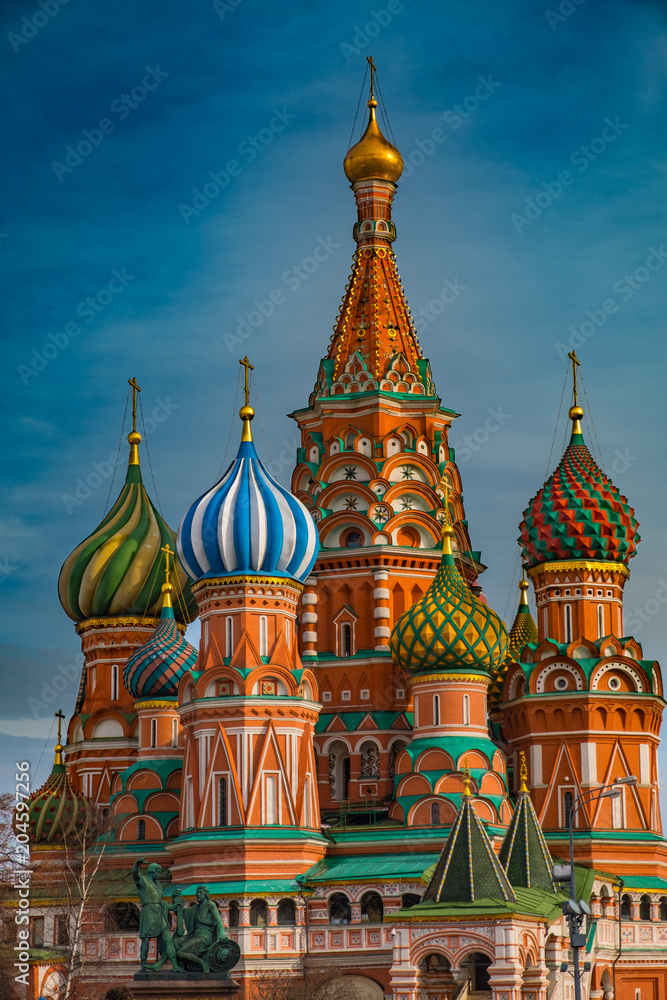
519;409;639;569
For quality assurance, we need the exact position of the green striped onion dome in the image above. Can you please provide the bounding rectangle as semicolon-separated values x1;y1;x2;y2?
520;418;639;568
58;436;197;624
24;746;98;845
391;528;508;674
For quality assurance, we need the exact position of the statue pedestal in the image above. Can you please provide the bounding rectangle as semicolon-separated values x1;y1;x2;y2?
132;973;240;999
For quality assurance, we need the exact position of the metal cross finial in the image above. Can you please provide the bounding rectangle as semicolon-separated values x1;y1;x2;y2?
161;543;173;587
567;350;580;406
55;709;65;743
239;356;254;408
367;55;377;99
128;377;142;433
518;751;529;792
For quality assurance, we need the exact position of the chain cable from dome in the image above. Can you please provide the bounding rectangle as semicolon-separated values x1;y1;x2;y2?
103;383;131;516
139;391;163;517
216;365;243;479
544;365;569;479
347;60;370;149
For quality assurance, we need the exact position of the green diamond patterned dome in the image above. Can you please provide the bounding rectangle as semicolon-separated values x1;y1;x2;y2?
520;420;639;569
390;528;508;674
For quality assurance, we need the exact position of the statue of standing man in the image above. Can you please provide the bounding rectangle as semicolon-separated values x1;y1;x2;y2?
132;859;183;973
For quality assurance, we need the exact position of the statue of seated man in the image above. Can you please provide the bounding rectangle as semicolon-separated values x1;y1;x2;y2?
177;885;226;974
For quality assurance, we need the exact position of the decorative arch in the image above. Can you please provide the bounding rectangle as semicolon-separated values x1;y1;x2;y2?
534;661;585;693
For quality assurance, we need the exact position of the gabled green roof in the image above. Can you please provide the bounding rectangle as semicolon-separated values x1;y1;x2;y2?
423;793;516;904
499;790;557;893
303;853;440;884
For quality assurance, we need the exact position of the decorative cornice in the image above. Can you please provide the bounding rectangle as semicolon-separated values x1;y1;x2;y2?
528;560;629;579
134;699;178;710
76;616;162;634
408;672;490;686
192;575;304;594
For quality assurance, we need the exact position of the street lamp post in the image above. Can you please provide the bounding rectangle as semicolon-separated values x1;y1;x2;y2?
562;776;637;1000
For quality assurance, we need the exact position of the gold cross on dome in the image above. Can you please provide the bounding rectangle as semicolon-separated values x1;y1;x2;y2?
367;56;377;99
239;356;254;407
161;543;173;586
567;350;580;406
128;377;141;433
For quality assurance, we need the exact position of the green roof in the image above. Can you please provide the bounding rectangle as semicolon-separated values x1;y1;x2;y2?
316;711;410;734
178;879;302;897
303;853;440;884
620;876;667;891
399;885;566;922
499;790;557;893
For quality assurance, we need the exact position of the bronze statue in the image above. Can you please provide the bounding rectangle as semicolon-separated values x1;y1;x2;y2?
132;859;183;973
177;885;227;974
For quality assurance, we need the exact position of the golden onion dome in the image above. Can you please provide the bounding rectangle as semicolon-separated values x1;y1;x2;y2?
390;525;508;675
344;98;404;184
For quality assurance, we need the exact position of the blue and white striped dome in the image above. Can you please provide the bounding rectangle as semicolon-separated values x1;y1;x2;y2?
177;437;319;584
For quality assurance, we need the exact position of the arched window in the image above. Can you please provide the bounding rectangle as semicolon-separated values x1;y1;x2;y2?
150;719;157;749
203;620;209;647
171;718;179;748
249;899;268;927
92;666;97;691
401;892;421;909
639;894;651;921
341;623;352;657
564;605;572;643
620;894;632;919
344;530;363;549
225;617;233;658
433;694;440;725
219;777;228;827
228;901;239;927
137;819;146;842
277;899;296;925
111;664;118;701
328;893;351;924
597;605;605;639
563;791;573;829
463;693;470;726
658;896;667;921
431;801;440;825
360;891;383;923
259;617;268;658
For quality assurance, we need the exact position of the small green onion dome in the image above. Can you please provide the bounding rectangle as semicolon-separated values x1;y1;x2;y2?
22;742;98;845
391;526;508;674
58;433;197;624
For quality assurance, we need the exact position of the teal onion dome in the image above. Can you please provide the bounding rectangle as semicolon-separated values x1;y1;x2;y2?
124;587;198;698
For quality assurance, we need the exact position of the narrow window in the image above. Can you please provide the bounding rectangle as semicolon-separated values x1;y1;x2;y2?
266;775;277;824
342;623;352;657
225;617;233;657
597;605;604;639
303;776;310;827
171;718;179;747
92;667;97;691
563;790;573;829
543;608;548;637
137;819;146;842
111;664;118;701
259;616;268;658
203;620;209;646
612;787;623;829
430;802;440;825
433;694;440;726
285;619;290;646
219;777;228;827
55;915;70;946
463;693;470;726
564;605;572;643
32;916;45;947
150;718;157;748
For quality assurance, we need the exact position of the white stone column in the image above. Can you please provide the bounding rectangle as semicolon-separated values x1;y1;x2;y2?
373;569;391;651
301;575;318;659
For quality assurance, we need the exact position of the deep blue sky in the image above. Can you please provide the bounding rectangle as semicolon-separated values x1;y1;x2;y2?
2;0;666;800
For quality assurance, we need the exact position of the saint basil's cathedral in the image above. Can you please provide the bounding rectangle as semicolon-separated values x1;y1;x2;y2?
25;69;667;1000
